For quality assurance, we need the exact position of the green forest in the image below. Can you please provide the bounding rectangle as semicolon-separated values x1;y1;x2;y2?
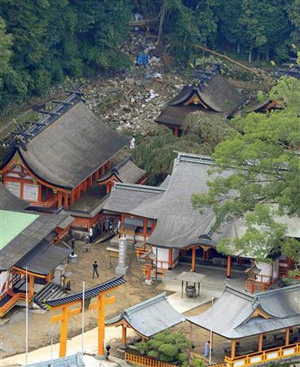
0;0;299;109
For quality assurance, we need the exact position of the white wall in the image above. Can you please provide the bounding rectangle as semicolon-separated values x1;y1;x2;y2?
255;259;279;283
0;271;9;296
152;247;170;269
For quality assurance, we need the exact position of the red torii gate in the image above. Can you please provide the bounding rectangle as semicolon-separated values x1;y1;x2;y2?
44;276;125;358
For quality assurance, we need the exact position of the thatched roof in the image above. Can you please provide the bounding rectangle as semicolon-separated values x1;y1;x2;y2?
3;95;129;189
156;74;246;127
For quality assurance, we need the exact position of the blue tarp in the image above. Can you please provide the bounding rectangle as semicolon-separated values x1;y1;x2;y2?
136;52;149;66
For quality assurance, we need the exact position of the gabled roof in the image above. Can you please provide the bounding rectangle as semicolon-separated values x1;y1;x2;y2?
155;74;246;127
103;182;165;215
106;293;185;337
187;284;300;339
45;276;125;308
97;157;146;185
130;154;227;249
25;353;84;367
2;94;129;189
15;240;72;275
0;209;73;271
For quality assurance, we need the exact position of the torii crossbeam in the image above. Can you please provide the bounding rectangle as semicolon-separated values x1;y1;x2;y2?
44;276;125;358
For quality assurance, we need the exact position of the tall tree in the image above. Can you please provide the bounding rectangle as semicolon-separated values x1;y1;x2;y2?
192;77;300;262
0;16;13;88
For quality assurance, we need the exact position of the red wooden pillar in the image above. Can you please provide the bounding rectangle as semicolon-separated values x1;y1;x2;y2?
226;256;231;278
20;182;24;200
107;160;112;170
70;190;75;207
88;175;93;187
174;128;179;137
168;249;173;269
95;170;99;181
58;191;63;207
143;219;148;243
101;165;105;175
64;193;68;209
191;247;196;272
38;184;42;202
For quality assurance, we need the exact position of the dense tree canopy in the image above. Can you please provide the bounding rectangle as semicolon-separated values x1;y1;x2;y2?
192;77;300;262
0;0;299;109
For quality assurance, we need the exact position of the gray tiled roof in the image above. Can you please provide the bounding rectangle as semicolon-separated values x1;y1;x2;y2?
131;154;228;249
17;100;129;189
106;293;185;337
103;182;165;215
24;353;84;367
0;210;72;271
187;284;300;339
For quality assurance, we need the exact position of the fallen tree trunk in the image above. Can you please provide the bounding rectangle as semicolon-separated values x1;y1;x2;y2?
195;44;273;83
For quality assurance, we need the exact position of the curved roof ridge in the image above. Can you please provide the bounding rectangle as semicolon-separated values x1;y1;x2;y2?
255;284;300;298
113;182;165;194
224;283;255;302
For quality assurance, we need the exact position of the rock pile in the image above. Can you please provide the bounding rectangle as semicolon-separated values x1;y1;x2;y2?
83;33;185;137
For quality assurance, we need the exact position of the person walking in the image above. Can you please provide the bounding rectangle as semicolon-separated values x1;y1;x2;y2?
204;340;210;358
92;261;99;278
106;344;111;360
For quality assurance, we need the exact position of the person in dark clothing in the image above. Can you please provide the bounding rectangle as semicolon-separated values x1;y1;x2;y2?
106;344;111;359
92;261;99;278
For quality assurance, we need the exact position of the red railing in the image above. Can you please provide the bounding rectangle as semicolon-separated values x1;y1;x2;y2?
0;292;30;317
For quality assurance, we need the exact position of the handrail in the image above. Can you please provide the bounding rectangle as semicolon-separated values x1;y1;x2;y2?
223;342;300;367
125;352;177;367
0;292;32;317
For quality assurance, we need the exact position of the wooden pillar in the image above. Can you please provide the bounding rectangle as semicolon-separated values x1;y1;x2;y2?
58;191;63;207
38;184;42;202
83;180;87;194
231;339;236;359
64;193;68;209
88;175;93;187
101;165;105;176
20;182;24;200
143;219;148;243
174;128;179;137
122;324;127;347
70;190;75;207
29;274;34;297
107;160;112;170
168;249;173;269
258;333;263;352
285;328;290;346
98;294;105;357
95;170;99;181
191;247;196;272
59;306;69;357
226;256;231;278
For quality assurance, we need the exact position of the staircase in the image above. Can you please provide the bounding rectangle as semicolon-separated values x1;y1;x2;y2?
33;282;67;310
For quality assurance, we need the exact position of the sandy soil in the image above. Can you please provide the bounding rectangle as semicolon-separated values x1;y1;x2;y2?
0;240;166;359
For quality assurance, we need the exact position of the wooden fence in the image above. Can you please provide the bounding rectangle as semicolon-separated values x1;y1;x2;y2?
125;352;177;367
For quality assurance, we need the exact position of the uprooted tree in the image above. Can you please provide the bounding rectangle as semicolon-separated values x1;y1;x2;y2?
192;76;300;265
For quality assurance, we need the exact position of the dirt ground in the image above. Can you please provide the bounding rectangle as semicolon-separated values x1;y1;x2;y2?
0;239;167;359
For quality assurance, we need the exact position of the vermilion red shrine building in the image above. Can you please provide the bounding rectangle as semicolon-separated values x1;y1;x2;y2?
0;92;129;214
103;153;298;291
